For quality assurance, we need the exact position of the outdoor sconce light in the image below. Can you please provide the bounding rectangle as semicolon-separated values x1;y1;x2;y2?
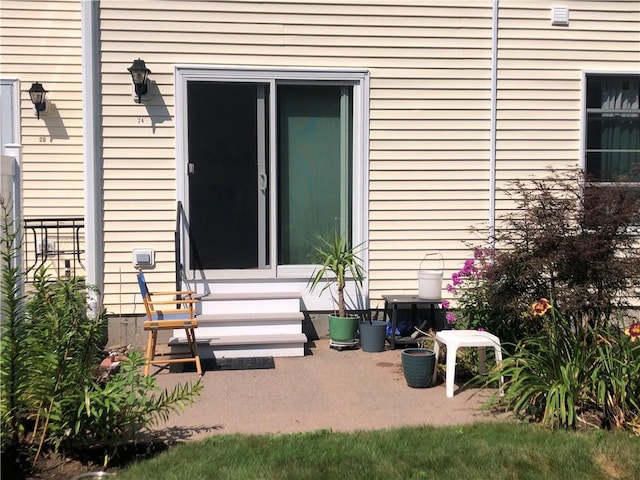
28;82;48;119
127;58;151;103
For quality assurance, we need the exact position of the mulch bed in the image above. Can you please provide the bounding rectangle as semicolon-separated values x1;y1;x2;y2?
3;441;170;480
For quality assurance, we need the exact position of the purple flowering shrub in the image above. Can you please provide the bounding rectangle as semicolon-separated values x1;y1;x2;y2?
445;248;494;332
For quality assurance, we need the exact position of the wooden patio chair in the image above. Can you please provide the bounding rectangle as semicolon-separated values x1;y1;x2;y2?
136;271;202;376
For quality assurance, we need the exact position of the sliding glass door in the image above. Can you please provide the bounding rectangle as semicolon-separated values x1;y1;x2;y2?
178;67;367;279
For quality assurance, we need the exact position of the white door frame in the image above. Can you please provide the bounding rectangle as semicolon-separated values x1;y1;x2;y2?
174;66;371;288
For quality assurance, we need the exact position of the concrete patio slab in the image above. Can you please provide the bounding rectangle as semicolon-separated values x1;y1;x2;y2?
149;339;509;441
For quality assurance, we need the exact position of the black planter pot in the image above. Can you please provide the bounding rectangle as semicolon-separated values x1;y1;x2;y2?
401;348;435;388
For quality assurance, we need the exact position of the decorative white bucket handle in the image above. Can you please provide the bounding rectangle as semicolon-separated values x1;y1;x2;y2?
417;252;444;300
419;252;444;272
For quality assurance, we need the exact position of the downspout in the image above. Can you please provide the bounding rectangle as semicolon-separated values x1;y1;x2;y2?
81;0;103;313
488;0;499;244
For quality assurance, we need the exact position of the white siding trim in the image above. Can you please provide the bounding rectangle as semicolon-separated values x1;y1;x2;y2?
489;0;499;242
82;0;102;294
0;78;21;149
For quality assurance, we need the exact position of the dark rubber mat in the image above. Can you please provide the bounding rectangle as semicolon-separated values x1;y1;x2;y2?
210;356;275;371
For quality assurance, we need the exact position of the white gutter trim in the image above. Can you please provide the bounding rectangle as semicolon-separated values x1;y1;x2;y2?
81;0;103;297
489;0;499;244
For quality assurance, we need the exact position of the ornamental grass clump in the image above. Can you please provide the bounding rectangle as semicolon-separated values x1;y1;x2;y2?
486;298;640;433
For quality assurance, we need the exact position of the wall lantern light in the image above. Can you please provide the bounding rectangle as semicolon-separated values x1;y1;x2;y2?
127;58;151;103
28;82;48;119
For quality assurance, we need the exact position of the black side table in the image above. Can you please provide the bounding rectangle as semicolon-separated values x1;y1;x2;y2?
382;294;442;349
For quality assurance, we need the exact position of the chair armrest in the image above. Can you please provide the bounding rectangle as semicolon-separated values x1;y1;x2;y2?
148;299;199;307
150;290;197;296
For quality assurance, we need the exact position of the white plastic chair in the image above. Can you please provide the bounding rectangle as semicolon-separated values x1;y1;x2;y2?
432;329;503;397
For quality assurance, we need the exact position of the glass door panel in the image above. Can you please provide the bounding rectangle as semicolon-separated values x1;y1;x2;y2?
187;81;269;270
277;85;353;265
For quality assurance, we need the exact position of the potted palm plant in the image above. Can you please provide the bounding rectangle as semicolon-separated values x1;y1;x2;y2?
309;231;366;345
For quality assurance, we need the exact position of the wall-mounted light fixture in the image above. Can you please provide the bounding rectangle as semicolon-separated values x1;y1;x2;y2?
28;82;48;119
127;58;151;103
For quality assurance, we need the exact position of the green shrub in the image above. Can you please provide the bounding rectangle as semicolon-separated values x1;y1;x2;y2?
486;300;640;432
0;200;202;469
447;168;640;344
62;350;202;461
0;196;27;450
446;168;640;432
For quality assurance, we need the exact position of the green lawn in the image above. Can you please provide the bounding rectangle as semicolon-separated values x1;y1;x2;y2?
118;423;640;480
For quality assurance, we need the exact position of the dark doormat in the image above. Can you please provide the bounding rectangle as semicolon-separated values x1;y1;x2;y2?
204;356;276;371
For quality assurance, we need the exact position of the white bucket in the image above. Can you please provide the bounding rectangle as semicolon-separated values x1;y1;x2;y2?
417;253;443;300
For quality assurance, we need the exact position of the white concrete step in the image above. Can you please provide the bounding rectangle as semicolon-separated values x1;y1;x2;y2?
169;333;307;359
201;312;303;335
172;312;304;338
171;290;307;358
199;292;302;315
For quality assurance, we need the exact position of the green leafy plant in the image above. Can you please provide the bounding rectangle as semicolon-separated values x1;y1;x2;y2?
308;231;366;318
22;270;107;460
0;196;27;451
448;168;640;344
23;273;203;466
0;199;203;472
66;350;202;465
590;320;640;430
486;299;640;432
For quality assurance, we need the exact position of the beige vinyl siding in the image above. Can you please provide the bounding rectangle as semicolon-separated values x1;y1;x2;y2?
0;0;84;285
0;1;83;219
6;1;628;312
494;0;640;199
3;0;638;313
98;1;494;309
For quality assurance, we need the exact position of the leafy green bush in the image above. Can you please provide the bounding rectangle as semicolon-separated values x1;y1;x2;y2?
0;199;202;469
63;350;202;460
487;300;640;432
0;196;27;451
445;168;640;432
22;269;108;457
447;168;640;344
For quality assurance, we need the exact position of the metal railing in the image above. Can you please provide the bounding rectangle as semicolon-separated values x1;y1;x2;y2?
175;201;184;292
23;217;85;281
175;201;209;297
